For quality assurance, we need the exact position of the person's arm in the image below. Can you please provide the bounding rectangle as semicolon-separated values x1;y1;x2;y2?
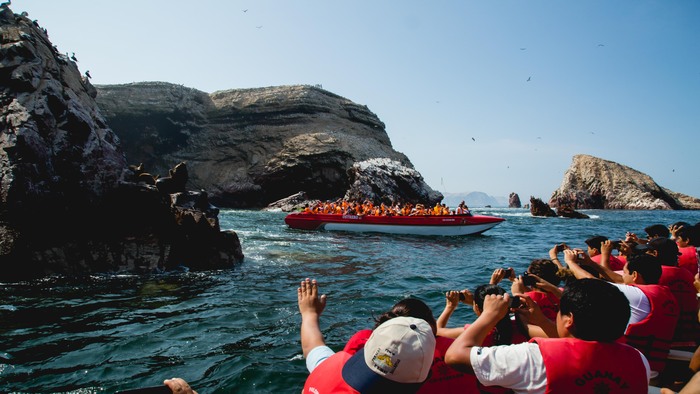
526;273;563;299
515;295;558;338
562;249;596;279
549;244;567;269
444;294;511;373
163;378;198;394
598;240;614;271
298;278;327;359
490;268;511;285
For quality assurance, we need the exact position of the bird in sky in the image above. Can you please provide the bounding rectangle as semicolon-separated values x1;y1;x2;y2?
256;25;263;29
243;9;248;12
597;43;605;47
520;48;526;50
527;76;531;82
471;137;475;141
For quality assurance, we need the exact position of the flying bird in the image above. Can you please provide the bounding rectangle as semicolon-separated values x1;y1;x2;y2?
243;9;248;12
527;76;531;82
520;48;526;50
256;25;263;29
597;43;605;47
471;137;475;142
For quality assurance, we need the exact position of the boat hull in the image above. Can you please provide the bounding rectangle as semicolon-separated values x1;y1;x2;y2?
284;213;504;236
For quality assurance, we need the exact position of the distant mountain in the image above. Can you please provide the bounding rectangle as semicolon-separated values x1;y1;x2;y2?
441;192;508;208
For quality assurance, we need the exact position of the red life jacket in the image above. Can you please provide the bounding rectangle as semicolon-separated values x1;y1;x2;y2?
524;291;560;321
302;351;359;393
620;284;679;373
591;254;626;271
343;330;480;394
532;337;648;393
659;265;700;347
678;246;699;275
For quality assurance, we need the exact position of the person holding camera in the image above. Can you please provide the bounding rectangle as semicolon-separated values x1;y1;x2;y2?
436;284;529;347
562;249;679;375
444;279;650;393
507;259;564;321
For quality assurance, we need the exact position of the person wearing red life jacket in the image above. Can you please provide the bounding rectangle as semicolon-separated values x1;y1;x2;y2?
344;298;477;394
563;250;679;375
444;278;650;393
298;278;436;394
673;225;699;275
506;260;564;321
640;237;700;349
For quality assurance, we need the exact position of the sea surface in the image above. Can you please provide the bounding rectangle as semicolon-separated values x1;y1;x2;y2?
1;208;699;393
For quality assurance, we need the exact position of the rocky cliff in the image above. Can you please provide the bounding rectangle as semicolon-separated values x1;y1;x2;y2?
95;83;441;207
0;6;242;280
549;154;700;210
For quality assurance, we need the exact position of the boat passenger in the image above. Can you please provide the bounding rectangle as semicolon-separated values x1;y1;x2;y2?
508;260;564;321
437;284;529;346
444;278;651;394
563;250;678;375
343;298;476;393
298;278;436;393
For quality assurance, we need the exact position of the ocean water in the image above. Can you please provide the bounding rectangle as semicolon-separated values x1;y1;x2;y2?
1;208;699;393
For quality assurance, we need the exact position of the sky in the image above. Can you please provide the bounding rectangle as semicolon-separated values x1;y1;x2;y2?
11;1;700;200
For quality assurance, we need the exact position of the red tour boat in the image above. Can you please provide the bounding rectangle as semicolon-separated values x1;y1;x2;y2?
284;212;505;236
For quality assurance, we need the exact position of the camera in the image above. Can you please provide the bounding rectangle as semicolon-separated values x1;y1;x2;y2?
458;292;465;301
555;243;569;252
509;296;522;308
610;240;622;249
522;272;537;287
503;267;514;277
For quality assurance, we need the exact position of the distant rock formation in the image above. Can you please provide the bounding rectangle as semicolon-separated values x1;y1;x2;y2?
509;193;522;208
0;6;242;280
530;197;558;217
95;83;440;207
555;205;590;219
549;155;700;210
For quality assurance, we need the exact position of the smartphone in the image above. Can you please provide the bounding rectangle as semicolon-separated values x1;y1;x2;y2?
522;272;537;287
503;268;514;277
115;386;172;394
509;296;521;308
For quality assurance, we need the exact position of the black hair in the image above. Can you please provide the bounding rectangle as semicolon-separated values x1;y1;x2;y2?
585;236;608;250
474;284;513;345
373;298;436;333
559;278;630;341
528;259;562;286
648;237;680;267
627;253;662;284
644;224;670;239
676;225;699;247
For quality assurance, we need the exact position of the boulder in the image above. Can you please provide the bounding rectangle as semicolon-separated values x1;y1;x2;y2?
530;197;557;217
509;192;522;208
344;158;443;206
549;154;700;210
556;205;590;219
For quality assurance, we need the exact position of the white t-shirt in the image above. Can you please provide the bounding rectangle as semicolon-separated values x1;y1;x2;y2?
609;283;651;325
470;342;651;394
470;343;547;393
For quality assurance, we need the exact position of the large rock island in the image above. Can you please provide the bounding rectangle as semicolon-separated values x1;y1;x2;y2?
549;154;700;210
0;6;243;280
95;83;441;208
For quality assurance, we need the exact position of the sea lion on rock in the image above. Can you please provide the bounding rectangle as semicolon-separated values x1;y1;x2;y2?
156;161;188;194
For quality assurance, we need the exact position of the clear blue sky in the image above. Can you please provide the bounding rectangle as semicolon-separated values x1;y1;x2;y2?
14;1;700;200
